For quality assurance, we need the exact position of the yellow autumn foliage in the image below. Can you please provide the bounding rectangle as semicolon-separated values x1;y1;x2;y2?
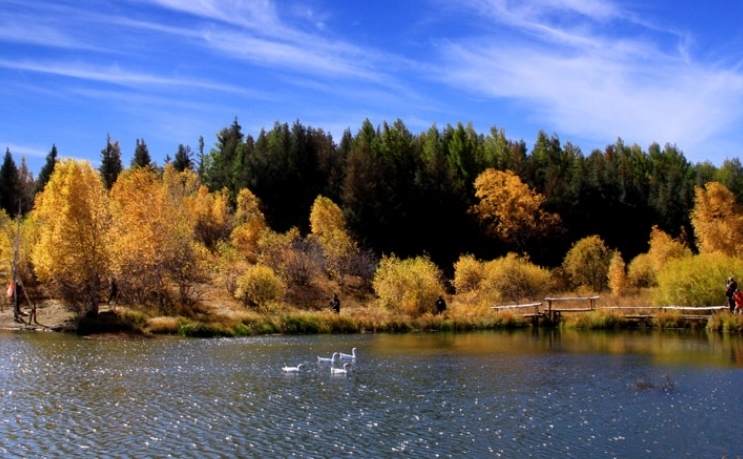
308;195;356;279
453;254;485;295
31;159;110;314
372;254;444;317
481;253;552;304
691;182;743;256
471;168;561;252
187;185;232;248
234;264;285;308
108;165;197;308
230;188;268;260
607;251;628;296
562;235;611;292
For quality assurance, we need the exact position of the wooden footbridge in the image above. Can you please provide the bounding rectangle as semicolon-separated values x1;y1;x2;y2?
491;295;728;323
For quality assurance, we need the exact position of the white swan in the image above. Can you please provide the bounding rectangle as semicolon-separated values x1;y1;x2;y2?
331;362;352;375
282;363;306;373
338;347;357;361
317;352;340;364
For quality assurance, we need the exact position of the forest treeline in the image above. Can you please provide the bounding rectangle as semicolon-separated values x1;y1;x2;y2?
1;117;743;316
6;117;741;266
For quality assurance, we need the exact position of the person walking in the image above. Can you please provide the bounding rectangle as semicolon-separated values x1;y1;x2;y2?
726;277;738;313
330;293;340;314
435;295;447;315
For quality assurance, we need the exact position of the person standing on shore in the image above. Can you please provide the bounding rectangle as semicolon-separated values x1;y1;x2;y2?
726;277;737;313
330;293;340;314
435;295;447;315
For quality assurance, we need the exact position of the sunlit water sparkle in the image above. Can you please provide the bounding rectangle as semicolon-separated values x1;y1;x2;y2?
0;330;740;457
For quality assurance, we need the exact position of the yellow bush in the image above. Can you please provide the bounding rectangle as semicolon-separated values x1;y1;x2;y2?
372;255;444;317
646;225;692;271
235;264;285;308
562;235;611;292
481;253;551;303
627;253;656;288
654;252;743;306
453;254;484;294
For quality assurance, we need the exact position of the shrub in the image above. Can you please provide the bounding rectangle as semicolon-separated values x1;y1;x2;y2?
234;264;285;308
627;253;656;288
453;254;484;294
372;254;444;317
213;240;247;295
481;253;552;303
646;225;692;271
562;235;612;292
256;228;321;287
654;252;743;306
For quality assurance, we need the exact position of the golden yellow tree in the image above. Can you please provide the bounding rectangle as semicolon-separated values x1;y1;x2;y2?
309;195;356;280
691;182;743;256
0;210;14;296
646;225;692;271
31;159;110;316
230;188;268;261
625;226;692;290
187;185;232;249
471;168;561;252
108;165;200;309
607;251;628;296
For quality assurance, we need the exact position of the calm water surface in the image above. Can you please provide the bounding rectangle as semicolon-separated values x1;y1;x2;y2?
0;329;741;458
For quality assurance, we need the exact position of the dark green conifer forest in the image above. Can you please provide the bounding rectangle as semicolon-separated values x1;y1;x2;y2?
3;118;743;272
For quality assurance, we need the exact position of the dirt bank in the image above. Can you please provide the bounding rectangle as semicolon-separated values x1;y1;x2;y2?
0;300;75;332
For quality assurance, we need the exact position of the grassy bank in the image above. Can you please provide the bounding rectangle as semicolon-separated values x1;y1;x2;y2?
28;283;742;337
84;302;743;338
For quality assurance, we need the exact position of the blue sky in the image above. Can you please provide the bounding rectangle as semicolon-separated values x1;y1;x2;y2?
2;0;743;175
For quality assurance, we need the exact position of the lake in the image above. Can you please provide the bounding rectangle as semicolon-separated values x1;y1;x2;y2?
0;329;741;458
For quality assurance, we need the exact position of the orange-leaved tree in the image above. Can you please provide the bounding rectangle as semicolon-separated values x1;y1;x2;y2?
31;159;110;316
470;168;561;253
691;182;743;256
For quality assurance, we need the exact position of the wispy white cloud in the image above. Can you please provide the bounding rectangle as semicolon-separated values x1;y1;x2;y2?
437;0;743;152
0;21;90;49
141;0;402;83
0;58;264;95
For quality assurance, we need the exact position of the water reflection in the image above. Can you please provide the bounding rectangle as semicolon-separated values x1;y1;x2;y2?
0;330;740;457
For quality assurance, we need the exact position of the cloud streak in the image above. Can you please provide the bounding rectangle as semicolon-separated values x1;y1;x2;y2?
437;0;743;151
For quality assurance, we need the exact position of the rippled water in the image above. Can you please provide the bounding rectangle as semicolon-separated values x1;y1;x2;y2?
0;329;741;458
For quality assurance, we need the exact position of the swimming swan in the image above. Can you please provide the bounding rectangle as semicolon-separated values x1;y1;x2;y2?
282;363;306;373
331;362;352;375
338;348;357;361
317;352;340;364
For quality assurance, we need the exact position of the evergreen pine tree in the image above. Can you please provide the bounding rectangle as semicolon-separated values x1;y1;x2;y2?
35;144;58;195
173;144;193;172
197;135;205;178
0;148;20;217
99;134;123;189
131;138;152;169
18;157;35;214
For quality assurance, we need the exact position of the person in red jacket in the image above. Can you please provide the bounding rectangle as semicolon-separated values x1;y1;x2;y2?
726;277;738;313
